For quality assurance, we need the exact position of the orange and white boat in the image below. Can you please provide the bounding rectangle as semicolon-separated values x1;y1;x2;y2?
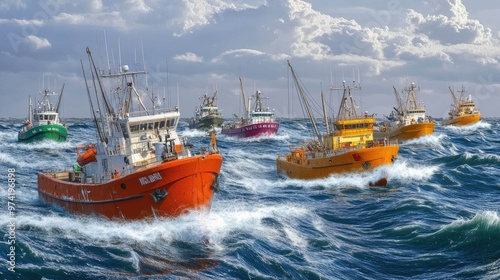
374;82;435;141
38;47;223;220
276;61;399;186
443;85;481;126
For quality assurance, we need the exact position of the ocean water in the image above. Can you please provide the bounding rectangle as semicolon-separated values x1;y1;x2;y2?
0;118;499;279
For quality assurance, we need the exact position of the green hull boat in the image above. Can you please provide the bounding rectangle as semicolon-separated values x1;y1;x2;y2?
18;85;68;143
18;124;67;143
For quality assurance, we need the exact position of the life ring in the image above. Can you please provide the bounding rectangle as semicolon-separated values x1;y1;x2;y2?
76;145;97;166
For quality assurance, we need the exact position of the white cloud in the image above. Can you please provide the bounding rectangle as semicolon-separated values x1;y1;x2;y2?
124;0;151;14
1;0;500;118
406;0;494;45
211;48;288;63
24;35;51;50
173;52;203;62
0;0;26;11
54;11;127;30
172;0;267;36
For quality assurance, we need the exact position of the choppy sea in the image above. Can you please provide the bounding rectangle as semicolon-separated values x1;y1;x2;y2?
0;118;499;279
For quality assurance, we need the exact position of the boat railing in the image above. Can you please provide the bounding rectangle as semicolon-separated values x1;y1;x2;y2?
127;107;178;118
286;138;397;162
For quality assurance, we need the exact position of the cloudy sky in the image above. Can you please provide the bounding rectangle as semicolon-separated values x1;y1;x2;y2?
1;0;499;120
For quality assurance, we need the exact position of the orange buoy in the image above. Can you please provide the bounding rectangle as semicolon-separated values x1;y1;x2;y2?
175;144;182;153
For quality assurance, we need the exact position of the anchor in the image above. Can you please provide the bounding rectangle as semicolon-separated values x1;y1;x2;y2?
362;161;371;169
150;188;168;203
211;175;220;192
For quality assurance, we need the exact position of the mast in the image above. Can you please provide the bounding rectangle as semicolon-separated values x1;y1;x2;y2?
404;82;418;110
81;59;105;142
321;90;330;134
239;77;248;120
448;86;459;110
55;83;64;113
29;96;33;123
87;47;114;116
393;86;404;116
287;60;322;144
332;80;361;121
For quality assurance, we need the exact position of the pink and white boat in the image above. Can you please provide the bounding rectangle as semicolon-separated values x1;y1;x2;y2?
221;77;279;138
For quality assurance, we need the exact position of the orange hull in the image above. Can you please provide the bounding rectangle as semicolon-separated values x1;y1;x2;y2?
387;122;434;141
38;154;223;220
443;114;481;126
276;146;399;185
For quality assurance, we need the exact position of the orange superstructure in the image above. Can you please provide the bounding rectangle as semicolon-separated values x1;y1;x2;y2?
277;61;399;186
37;47;223;220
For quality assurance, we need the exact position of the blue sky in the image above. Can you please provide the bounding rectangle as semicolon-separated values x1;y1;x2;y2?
1;0;499;119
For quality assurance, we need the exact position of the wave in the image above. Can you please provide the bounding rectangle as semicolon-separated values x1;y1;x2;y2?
432;152;500;167
401;133;448;149
414;211;500;260
443;120;492;134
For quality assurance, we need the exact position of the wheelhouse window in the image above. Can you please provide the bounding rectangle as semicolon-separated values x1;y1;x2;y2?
130;124;139;132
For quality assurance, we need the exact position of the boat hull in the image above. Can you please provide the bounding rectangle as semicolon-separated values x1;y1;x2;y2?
18;124;67;143
276;146;399;186
37;153;223;220
443;114;481;126
189;115;224;130
375;122;435;141
221;122;279;138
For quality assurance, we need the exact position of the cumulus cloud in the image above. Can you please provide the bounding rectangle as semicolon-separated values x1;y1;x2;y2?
173;52;203;62
24;35;51;50
172;0;267;36
406;0;494;45
1;0;500;118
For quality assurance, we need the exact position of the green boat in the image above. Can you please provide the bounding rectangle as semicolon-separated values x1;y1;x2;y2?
188;90;224;130
18;86;68;143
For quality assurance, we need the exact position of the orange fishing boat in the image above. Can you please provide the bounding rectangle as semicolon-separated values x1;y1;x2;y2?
277;61;399;186
374;83;434;141
443;85;481;126
38;47;223;220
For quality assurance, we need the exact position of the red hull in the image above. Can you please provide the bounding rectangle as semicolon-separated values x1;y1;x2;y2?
38;154;223;220
221;122;279;138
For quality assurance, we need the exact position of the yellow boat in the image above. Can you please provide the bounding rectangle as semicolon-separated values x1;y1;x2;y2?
374;83;435;141
277;61;399;186
443;86;481;126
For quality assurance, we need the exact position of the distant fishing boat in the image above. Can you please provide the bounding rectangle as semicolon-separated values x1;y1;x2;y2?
374;82;434;141
18;85;68;143
37;47;223;220
443;85;481;126
277;61;399;187
188;90;224;130
221;77;279;138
